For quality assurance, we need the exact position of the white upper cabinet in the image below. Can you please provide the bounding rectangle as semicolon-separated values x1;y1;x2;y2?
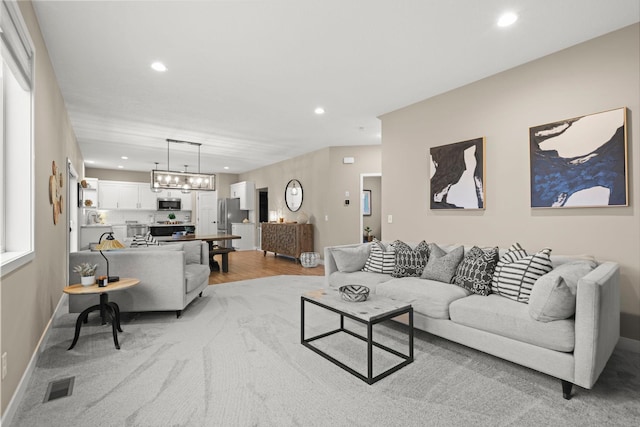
230;181;255;210
137;183;158;210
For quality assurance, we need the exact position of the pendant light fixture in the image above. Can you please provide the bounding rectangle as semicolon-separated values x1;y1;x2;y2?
150;139;216;191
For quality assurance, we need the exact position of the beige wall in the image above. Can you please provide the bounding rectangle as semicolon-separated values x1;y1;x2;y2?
380;24;640;340
239;145;381;253
1;1;84;414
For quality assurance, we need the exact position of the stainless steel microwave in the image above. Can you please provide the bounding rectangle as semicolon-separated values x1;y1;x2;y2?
157;198;181;211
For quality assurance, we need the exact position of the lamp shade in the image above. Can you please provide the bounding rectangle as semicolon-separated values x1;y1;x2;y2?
95;237;125;251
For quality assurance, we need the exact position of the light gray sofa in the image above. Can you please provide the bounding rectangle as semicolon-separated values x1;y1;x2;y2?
69;241;210;318
324;241;620;400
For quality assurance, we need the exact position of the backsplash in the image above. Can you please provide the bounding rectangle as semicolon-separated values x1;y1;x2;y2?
84;209;192;225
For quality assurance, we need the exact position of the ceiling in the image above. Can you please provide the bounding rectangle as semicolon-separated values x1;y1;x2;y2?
33;1;640;174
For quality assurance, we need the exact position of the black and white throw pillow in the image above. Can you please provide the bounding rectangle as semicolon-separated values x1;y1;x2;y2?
453;246;499;295
362;240;395;274
129;234;148;248
491;243;553;303
391;240;430;278
145;231;160;246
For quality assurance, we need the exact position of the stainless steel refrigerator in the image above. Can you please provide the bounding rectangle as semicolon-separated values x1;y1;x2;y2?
217;198;244;236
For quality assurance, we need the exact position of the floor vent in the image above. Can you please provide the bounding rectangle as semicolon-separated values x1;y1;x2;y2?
43;377;74;403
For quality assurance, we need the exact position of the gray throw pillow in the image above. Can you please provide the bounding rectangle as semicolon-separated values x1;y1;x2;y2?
331;245;371;272
529;275;575;322
182;240;203;264
529;260;597;322
421;244;464;283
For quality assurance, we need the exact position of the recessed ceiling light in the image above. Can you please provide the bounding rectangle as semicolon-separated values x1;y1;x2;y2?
314;107;325;115
223;166;230;170
497;12;518;27
151;61;167;72
117;165;124;169
85;160;95;164
121;156;128;160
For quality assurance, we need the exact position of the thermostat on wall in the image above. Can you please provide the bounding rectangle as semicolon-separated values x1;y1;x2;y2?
343;157;355;164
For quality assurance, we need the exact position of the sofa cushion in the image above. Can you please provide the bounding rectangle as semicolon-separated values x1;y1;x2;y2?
452;246;499;295
328;271;393;293
449;294;575;352
528;260;597;322
492;243;553;303
420;244;463;283
331;244;371;272
376;277;470;319
391;240;429;278
362;240;395;274
184;264;210;293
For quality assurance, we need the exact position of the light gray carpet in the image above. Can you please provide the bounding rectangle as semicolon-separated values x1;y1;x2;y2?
8;276;640;427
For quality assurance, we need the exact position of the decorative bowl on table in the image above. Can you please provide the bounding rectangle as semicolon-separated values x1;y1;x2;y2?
339;285;370;302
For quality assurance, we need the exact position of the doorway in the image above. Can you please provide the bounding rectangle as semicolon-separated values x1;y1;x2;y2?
360;173;382;243
196;191;218;235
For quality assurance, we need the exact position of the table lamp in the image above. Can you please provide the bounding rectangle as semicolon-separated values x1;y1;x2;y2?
96;232;125;283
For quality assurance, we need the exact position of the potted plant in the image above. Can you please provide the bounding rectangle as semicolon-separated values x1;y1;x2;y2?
168;213;176;222
364;226;373;242
73;262;98;286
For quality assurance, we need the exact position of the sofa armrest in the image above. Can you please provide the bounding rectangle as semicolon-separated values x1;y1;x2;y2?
573;261;620;388
199;241;209;265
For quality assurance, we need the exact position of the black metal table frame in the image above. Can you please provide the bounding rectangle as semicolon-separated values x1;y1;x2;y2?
68;293;123;350
301;296;413;385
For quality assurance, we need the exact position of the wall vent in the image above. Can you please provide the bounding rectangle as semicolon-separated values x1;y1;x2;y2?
43;377;74;403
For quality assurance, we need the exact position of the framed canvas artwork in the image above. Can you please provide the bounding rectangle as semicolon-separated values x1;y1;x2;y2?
362;190;371;216
529;107;628;208
430;137;485;210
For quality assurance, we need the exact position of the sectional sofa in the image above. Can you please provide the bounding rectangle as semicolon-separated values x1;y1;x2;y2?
324;240;620;399
68;240;210;317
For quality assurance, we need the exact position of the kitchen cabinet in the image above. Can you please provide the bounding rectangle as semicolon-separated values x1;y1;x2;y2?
98;181;139;209
261;223;313;262
231;223;255;250
98;180;186;210
230;181;255;210
137;183;158;210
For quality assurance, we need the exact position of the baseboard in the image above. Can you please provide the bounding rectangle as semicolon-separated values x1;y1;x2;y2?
1;294;67;427
617;336;640;353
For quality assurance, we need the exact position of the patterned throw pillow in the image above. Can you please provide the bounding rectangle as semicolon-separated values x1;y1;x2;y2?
145;231;160;246
129;234;148;248
391;240;430;278
421;243;464;283
362;240;396;274
453;246;499;295
491;243;553;303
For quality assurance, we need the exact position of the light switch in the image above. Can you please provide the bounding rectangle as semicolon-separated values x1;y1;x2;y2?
387;215;393;223
345;191;350;197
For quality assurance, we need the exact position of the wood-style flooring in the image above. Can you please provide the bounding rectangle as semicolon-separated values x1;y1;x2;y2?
208;250;324;285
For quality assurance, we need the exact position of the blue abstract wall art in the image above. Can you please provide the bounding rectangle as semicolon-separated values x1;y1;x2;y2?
430;137;485;210
529;107;628;208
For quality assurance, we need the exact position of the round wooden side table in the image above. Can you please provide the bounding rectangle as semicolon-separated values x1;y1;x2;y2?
63;278;140;350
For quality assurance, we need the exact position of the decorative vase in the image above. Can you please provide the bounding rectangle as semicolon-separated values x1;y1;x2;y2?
80;275;95;286
300;252;319;268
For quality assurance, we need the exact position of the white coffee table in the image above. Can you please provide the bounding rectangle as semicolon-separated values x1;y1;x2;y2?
301;288;413;384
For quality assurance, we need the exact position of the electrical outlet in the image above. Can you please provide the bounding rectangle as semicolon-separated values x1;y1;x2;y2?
2;352;7;380
324;215;329;221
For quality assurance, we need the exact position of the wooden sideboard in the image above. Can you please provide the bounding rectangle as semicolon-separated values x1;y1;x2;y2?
261;223;314;262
